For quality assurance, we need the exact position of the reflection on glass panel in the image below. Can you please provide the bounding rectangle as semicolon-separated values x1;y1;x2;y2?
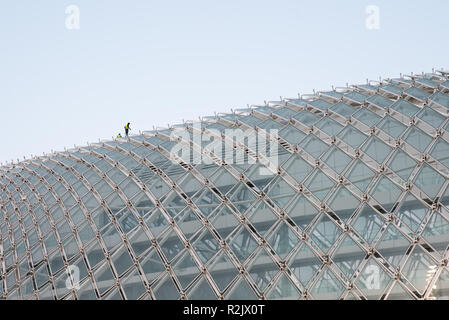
305;170;335;201
369;176;403;212
337;126;367;149
267;274;301;300
332;235;365;279
417;107;446;129
345;160;375;192
395;193;428;235
402;246;438;295
375;224;410;268
208;250;239;293
327;187;360;221
377;116;406;138
353;109;381;127
248;248;278;292
352;204;384;244
188;277;217;300
310;214;342;253
362;136;392;164
310;268;345;300
390;99;420;117
431;138;449;169
403;126;433;153
387;149;417;181
413;164;446;200
315;117;343;137
298;135;329;159
321;146;352;174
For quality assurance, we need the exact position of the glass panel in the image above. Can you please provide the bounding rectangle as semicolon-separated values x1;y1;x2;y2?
421;212;449;255
266;177;296;209
94;262;116;296
403;126;433;153
345;159;376;192
337;125;367;149
353;108;381;127
158;229;184;262
304;170;335;201
377;116;407;138
282;154;313;184
310;214;342;253
344;91;368;104
369;176;402;212
188;277;216;300
247;201;277;236
386;149;417;181
267;221;300;259
375;224;410;267
153;274;180;300
367;94;393;108
413;164;446;200
355;259;393;299
390;99;420;117
310;267;345;300
431;138;449;169
122;268;146;300
172;251;200;290
228;226;259;263
315;117;343;136
247;248;278;292
298;134;329;158
175;207;202;240
308;99;333;111
111;246;133;276
208;250;239;292
380;84;403;96
191;228;220;263
402;245;437;294
417;107;446;129
140;249;165;284
332;235;365;279
321;146;352;174
352;204;384;244
330;102;358;118
288;243;321;286
293;111;320;127
395;193;428;235
404;87;431;101
362;136;392;164
278;125;306;145
327;186;360;221
228;183;257;214
430;91;449;109
286;195;319;231
266;273;301;300
227;278;257;300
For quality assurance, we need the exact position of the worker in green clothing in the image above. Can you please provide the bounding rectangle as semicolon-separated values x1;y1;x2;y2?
117;133;122;138
124;122;131;137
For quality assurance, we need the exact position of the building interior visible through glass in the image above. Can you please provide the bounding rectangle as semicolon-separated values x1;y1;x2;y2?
1;70;449;300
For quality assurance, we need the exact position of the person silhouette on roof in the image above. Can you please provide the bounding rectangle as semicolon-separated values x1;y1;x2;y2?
124;122;131;137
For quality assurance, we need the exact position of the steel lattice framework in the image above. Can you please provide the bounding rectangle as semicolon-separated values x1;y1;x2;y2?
1;70;449;300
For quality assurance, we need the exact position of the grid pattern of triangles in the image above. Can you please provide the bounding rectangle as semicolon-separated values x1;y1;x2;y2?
1;70;449;300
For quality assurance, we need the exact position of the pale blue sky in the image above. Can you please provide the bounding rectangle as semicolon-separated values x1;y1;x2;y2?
0;0;448;163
